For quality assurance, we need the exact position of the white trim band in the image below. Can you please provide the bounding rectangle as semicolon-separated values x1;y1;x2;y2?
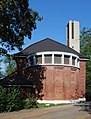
37;98;86;104
27;51;80;68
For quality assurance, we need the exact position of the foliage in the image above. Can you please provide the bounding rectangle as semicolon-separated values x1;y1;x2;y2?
0;86;7;112
6;87;23;112
0;68;4;79
24;94;38;109
0;86;23;112
0;86;38;112
0;59;4;79
3;56;16;76
80;27;91;58
80;27;91;101
0;0;42;55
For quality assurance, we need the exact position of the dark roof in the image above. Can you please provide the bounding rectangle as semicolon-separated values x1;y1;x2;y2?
14;38;85;58
0;72;32;86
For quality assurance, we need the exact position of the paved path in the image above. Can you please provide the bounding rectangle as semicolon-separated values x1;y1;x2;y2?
0;104;91;119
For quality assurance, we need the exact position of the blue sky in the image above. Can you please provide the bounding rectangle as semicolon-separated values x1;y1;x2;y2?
10;0;91;53
22;0;91;47
1;0;91;71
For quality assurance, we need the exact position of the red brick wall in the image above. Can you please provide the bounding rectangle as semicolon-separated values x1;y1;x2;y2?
79;61;86;98
42;66;81;100
15;58;86;100
42;63;86;100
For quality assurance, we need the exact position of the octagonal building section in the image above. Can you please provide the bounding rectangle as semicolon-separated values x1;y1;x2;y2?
14;37;88;104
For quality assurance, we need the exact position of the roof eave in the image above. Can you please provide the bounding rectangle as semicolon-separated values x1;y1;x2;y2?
0;85;33;87
79;58;89;61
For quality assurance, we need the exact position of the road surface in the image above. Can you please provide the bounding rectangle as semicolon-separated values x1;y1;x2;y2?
0;104;91;119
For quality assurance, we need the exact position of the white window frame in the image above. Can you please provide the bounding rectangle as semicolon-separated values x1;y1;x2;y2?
26;51;80;68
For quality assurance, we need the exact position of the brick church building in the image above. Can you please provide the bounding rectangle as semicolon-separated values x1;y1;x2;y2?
0;20;88;104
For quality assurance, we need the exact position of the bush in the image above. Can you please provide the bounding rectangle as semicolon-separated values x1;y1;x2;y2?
24;94;38;109
6;87;23;112
0;86;7;112
0;86;38;112
86;88;91;101
86;78;91;101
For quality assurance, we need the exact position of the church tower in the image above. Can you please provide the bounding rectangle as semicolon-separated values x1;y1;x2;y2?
66;20;80;53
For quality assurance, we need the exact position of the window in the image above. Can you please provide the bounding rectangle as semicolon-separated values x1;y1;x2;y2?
77;59;79;67
29;56;33;65
67;23;69;40
44;54;52;64
64;55;70;64
36;55;42;64
72;22;74;39
72;57;76;65
54;54;62;64
72;46;74;49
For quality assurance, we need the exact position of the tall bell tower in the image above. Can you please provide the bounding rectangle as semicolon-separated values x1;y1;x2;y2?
66;20;80;53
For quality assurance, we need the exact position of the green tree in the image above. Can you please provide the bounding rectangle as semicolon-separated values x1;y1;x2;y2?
0;0;42;55
0;59;5;79
80;27;91;101
4;56;16;76
0;69;4;79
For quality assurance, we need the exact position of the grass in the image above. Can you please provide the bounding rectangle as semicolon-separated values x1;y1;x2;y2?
38;103;69;108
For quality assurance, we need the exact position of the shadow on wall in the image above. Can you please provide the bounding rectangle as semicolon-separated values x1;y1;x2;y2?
23;66;46;100
70;89;85;100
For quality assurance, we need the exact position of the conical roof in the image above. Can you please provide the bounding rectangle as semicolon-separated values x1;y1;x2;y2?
14;38;85;58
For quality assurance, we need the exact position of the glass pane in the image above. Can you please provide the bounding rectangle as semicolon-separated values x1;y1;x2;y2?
29;57;33;65
36;55;42;64
72;57;76;65
64;55;70;64
45;54;52;64
54;54;61;64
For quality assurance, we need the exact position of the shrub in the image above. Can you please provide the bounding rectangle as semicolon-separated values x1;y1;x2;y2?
0;86;7;112
0;86;38;112
6;87;23;112
24;94;38;109
86;88;91;101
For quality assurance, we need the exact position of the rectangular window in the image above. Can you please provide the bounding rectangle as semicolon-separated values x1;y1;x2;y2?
72;22;74;39
44;54;52;64
72;57;76;65
29;56;33;65
54;54;62;64
67;23;69;40
77;59;79;67
36;55;42;64
64;55;70;64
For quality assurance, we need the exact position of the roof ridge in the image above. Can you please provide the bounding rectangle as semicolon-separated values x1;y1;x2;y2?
13;38;50;55
45;38;81;56
21;38;51;53
19;38;61;53
13;37;86;58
